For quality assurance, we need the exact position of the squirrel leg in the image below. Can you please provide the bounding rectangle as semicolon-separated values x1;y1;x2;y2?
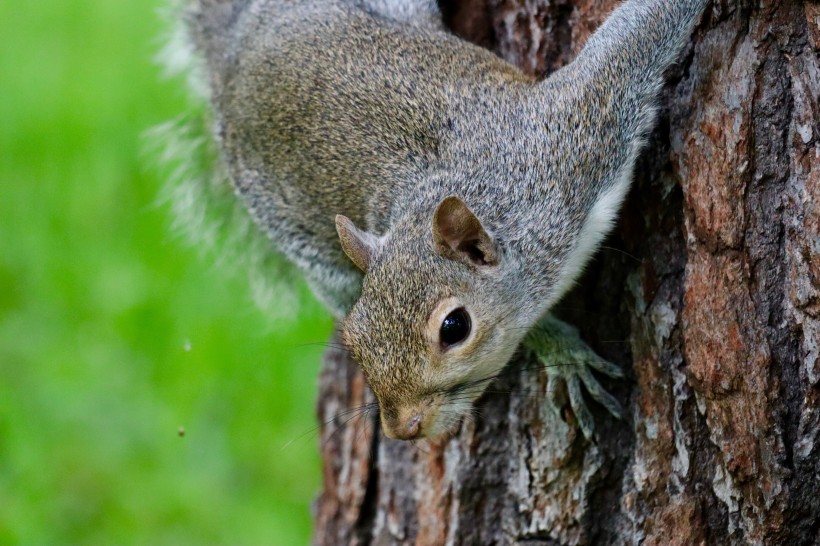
524;315;624;440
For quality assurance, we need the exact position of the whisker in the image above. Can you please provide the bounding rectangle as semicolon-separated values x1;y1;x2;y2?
366;408;378;461
353;406;372;449
283;402;377;449
293;341;352;352
599;245;642;263
320;409;371;450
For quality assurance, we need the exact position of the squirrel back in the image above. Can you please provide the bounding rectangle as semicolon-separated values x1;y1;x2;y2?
183;0;536;315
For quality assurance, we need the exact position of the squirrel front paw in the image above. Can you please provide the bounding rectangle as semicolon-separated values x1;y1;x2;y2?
524;316;624;440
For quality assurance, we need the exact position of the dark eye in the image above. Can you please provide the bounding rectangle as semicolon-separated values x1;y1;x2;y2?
440;308;471;347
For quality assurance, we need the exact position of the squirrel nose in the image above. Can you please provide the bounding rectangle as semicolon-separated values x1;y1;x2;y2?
384;413;423;440
404;414;422;439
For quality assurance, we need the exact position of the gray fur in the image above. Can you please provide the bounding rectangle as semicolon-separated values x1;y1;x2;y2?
155;2;301;320
180;0;707;438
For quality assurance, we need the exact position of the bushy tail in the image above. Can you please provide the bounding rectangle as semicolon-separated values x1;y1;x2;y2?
152;1;300;321
182;1;253;90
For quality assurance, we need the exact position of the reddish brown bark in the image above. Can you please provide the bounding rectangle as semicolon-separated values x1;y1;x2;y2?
313;1;820;544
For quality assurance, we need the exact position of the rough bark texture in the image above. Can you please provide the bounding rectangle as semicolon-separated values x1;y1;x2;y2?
312;1;820;544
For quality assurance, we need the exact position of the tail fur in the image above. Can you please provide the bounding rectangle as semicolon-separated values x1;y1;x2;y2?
153;0;300;320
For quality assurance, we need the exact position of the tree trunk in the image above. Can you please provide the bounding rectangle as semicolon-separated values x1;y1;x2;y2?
312;1;820;544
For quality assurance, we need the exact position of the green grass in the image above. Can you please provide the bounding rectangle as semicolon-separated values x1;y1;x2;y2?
0;1;333;543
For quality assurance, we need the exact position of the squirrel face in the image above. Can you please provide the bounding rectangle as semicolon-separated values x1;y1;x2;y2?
337;197;528;440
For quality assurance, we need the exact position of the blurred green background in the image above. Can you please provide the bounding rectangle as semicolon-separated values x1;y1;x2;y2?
0;1;333;543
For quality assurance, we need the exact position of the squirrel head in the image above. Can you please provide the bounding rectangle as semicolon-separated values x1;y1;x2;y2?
336;196;529;440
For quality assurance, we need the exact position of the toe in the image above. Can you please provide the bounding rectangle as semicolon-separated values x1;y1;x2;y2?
588;355;624;379
577;365;623;419
567;375;595;441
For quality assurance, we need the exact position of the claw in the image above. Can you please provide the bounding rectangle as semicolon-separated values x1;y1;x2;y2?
566;374;596;440
576;364;623;419
547;372;565;416
524;316;624;440
588;354;625;379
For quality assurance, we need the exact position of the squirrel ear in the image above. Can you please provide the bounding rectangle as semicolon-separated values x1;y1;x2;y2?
335;215;380;272
432;196;498;267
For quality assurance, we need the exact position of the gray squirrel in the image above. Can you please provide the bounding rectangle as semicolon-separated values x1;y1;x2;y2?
177;0;707;441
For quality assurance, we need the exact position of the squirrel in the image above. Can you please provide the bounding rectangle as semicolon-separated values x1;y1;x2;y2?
177;0;707;441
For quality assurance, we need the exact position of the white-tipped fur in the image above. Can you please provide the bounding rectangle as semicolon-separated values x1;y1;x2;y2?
548;0;701;304
151;2;300;320
551;132;650;303
155;2;210;101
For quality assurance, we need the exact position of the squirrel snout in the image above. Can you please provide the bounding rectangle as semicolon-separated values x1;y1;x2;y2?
382;412;424;440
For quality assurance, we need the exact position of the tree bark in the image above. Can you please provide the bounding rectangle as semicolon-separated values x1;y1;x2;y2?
312;1;820;544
